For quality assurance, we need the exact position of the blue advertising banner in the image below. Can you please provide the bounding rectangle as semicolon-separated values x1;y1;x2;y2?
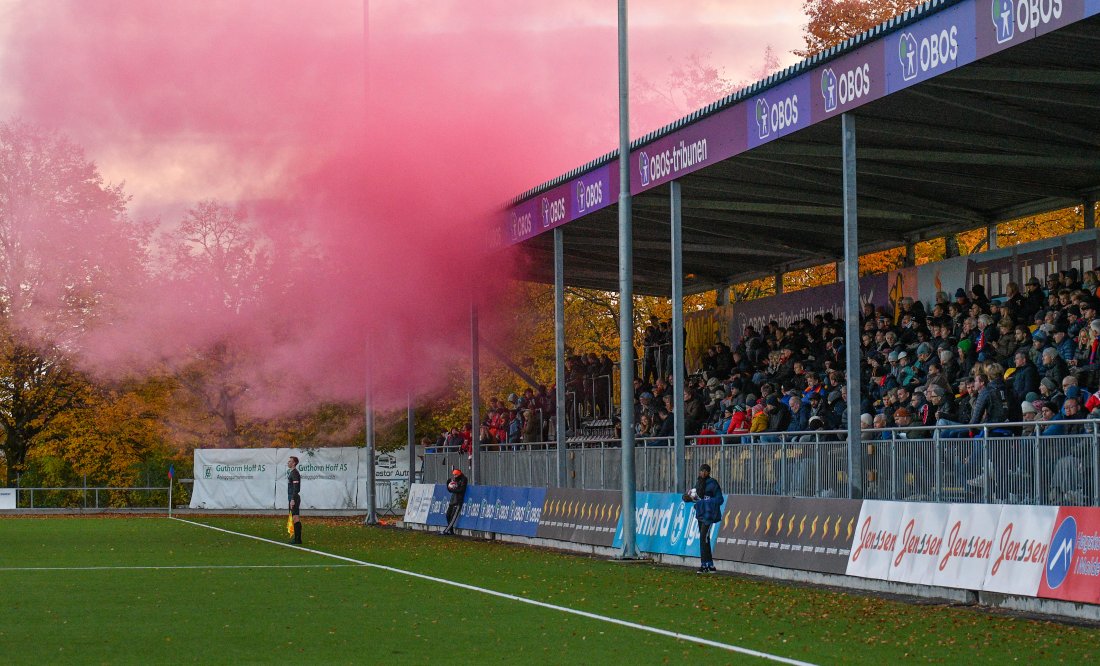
423;485;546;537
613;492;723;557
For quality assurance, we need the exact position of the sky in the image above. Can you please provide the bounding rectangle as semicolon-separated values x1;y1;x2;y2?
0;0;808;409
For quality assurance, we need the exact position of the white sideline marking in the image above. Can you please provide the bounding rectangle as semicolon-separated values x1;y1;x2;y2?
0;564;361;572
172;517;818;666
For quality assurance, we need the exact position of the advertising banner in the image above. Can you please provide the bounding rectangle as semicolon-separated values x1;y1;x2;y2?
190;448;281;510
355;447;413;511
536;488;621;547
977;0;1087;59
888;502;951;585
930;503;1001;589
1037;506;1100;605
455;486;546;537
631;110;746;194
0;487;14;509
733;274;889;340
846;499;908;581
885;0;976;94
276;447;358;510
613;492;722;557
811;40;885;122
981;504;1057;596
714;496;861;574
404;483;436;525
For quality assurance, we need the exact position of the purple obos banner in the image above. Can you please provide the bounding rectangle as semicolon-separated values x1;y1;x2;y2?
714;496;862;574
978;0;1087;59
811;40;886;122
536;488;621;547
886;0;976;94
746;76;812;150
631;109;747;194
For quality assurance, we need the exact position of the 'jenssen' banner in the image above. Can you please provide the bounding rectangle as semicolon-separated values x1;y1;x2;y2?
419;485;545;537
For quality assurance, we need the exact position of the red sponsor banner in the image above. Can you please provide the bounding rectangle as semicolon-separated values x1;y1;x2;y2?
1037;507;1100;605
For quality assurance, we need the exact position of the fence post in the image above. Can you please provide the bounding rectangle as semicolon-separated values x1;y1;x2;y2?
982;425;990;504
933;428;942;503
779;438;787;496
890;434;898;501
1033;428;1042;505
1092;424;1099;506
749;440;756;495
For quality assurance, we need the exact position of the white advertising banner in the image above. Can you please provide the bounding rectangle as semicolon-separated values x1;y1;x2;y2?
356;447;414;510
190;448;280;509
981;505;1058;596
275;448;359;510
888;502;951;586
404;483;435;524
0;487;15;509
846;500;907;581
931;503;1001;590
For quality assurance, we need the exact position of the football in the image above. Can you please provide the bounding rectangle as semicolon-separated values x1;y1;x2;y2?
447;481;458;491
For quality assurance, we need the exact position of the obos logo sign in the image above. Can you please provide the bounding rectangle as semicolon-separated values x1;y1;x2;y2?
755;94;799;140
540;196;566;229
992;0;1064;44
898;25;958;81
575;178;603;214
820;64;871;113
510;209;532;240
639;151;651;186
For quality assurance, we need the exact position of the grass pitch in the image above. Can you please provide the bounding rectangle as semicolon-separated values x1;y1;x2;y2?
1;516;1097;664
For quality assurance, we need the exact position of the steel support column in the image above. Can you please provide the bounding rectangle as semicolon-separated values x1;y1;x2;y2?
671;180;686;492
987;223;998;250
841;113;863;499
470;303;481;484
617;0;638;559
407;392;416;486
554;227;568;487
363;344;377;525
1086;199;1096;230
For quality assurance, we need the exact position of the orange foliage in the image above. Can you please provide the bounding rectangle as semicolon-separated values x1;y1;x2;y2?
797;0;925;57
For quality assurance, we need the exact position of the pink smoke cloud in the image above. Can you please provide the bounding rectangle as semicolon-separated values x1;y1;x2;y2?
0;0;803;412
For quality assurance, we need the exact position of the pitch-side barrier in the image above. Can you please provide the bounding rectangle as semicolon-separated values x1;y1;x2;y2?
403;482;1100;620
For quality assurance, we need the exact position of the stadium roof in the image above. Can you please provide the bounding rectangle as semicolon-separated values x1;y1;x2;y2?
501;0;1100;295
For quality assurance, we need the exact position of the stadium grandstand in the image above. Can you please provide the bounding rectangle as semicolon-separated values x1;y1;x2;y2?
425;0;1100;513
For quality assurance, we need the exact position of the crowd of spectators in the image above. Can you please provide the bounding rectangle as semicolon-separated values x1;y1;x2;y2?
627;268;1100;502
433;387;557;454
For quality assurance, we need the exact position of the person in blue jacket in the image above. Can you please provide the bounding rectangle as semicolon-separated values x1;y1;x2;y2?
688;464;724;573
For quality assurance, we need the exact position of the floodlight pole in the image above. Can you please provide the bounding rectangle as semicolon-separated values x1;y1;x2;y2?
841;113;863;499
617;0;638;559
470;302;481;485
407;391;416;488
364;340;378;525
671;180;686;493
554;227;568;487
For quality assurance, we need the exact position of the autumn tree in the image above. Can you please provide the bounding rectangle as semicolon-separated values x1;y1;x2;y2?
158;201;274;448
0;120;148;485
797;0;924;57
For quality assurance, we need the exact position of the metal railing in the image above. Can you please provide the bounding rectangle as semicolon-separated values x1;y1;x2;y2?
422;419;1100;507
9;486;172;510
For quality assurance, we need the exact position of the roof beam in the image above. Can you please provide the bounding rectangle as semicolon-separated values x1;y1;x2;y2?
904;87;1099;146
